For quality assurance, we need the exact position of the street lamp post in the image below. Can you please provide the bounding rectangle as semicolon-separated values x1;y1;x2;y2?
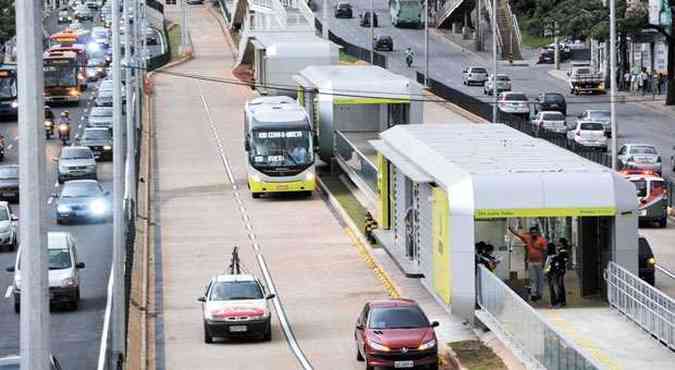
424;0;429;86
322;0;328;39
370;0;374;64
609;0;617;170
491;0;497;123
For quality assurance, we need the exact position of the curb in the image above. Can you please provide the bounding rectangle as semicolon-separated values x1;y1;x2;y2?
423;89;488;124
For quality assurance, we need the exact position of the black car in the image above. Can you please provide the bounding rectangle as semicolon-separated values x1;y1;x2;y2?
534;92;567;116
77;127;113;161
360;11;378;27
334;2;353;18
536;48;570;64
0;166;18;203
373;35;393;51
638;236;656;286
54;180;110;224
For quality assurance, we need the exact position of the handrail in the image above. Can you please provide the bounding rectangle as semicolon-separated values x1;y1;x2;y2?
335;130;377;170
656;264;675;280
506;2;522;51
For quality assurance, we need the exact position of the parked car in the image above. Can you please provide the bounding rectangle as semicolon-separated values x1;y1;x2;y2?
57;10;72;24
54;179;111;224
567;121;607;151
355;299;439;370
57;146;98;183
360;11;378;27
7;232;85;312
483;74;511;95
617;144;662;174
198;274;275;343
334;2;353;18
462;66;489;86
0;354;63;370
373;35;393;51
497;92;530;116
534;92;567;116
531;111;567;134
639;236;656;286
536;48;570;64
576;110;611;137
0;165;19;203
0;201;17;252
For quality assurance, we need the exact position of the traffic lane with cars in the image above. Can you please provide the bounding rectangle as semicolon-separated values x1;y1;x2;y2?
0;79;114;369
640;221;675;298
315;0;675;180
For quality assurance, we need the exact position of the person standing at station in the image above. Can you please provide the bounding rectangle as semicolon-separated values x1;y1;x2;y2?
552;238;571;307
508;226;547;302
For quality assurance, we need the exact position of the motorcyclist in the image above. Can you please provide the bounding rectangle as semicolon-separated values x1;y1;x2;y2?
44;106;55;139
405;48;415;68
0;134;5;161
57;111;72;143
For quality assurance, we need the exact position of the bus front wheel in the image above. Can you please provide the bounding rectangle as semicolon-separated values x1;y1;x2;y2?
251;192;261;199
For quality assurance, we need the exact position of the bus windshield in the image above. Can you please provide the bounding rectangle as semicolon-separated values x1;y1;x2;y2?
250;129;312;168
44;62;77;87
0;75;17;99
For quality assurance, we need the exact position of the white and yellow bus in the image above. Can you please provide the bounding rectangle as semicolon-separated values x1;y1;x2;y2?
244;96;316;198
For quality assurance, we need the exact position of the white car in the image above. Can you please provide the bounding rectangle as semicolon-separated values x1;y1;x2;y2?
531;111;567;134
198;274;275;343
462;66;489;86
7;232;85;313
567;121;607;151
497;92;530;116
57;146;98;183
0;201;17;252
483;74;511;95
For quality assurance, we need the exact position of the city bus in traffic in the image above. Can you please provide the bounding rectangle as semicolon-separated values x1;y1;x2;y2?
48;30;82;48
389;0;423;28
0;65;18;119
244;96;316;198
43;51;84;104
621;169;669;228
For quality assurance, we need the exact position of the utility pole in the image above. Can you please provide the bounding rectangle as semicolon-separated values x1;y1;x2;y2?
491;0;497;123
322;0;328;39
370;0;374;64
181;0;188;53
125;0;136;203
554;22;560;70
16;0;49;368
476;0;482;51
111;0;127;367
424;0;429;86
609;0;617;170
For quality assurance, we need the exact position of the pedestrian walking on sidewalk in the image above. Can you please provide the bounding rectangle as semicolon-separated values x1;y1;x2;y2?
640;69;649;96
657;73;665;95
509;226;547;302
623;71;631;91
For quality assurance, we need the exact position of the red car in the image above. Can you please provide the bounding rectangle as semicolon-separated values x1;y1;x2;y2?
354;299;439;370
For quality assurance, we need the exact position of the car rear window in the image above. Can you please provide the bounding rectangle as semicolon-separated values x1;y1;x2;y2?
542;112;564;121
580;122;604;131
471;68;487;74
588;111;609;120
575;68;591;74
62;148;93;160
629;146;657;155
544;94;564;103
368;306;429;329
503;93;527;101
496;75;510;81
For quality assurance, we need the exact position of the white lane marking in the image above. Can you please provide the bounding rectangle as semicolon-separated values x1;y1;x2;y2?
4;286;13;299
197;82;313;370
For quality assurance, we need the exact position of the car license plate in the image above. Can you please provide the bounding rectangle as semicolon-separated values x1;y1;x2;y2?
229;325;247;333
640;210;647;216
2;192;15;197
276;185;289;191
394;361;414;368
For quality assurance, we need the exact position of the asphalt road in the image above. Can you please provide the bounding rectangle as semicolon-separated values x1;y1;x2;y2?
315;0;675;181
0;14;114;369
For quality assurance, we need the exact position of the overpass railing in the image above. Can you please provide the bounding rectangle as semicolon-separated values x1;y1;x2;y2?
606;261;675;350
477;265;605;369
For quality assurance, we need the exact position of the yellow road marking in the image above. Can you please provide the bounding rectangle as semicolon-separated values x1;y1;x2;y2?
344;228;400;299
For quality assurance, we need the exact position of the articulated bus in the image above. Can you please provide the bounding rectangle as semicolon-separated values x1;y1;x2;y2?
0;65;18;118
389;0;423;28
621;170;669;228
43;51;84;104
244;96;316;198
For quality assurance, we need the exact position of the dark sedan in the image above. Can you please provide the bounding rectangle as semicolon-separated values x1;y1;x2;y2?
373;35;393;52
77;127;113;161
639;236;656;286
0;165;19;203
360;11;378;27
54;180;110;224
334;2;353;18
534;92;567;116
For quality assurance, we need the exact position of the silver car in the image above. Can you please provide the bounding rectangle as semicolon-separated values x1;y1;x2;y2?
577;110;611;137
497;92;530;116
617;144;662;174
483;74;511;95
532;111;567;134
57;146;98;183
463;66;489;86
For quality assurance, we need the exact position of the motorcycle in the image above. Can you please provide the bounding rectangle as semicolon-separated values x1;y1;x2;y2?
58;122;71;144
44;119;54;139
405;54;413;68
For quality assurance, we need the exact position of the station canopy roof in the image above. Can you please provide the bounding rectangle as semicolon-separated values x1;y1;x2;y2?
371;124;638;218
251;33;338;58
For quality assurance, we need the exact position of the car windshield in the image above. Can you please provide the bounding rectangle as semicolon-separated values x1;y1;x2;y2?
542;112;564;121
209;281;264;301
0;207;9;221
82;129;110;140
338;3;350;8
588;111;610;120
496;75;510;81
629;146;657;155
631;179;648;197
544;94;564;103
62;148;93;160
575;68;591;75
61;182;100;197
48;248;72;270
90;108;112;117
471;68;487;74
504;94;527;101
368;306;429;329
250;129;312;167
580;122;604;131
0;167;18;179
0;75;17;99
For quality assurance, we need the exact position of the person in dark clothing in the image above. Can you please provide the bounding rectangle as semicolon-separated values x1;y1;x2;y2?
547;239;570;307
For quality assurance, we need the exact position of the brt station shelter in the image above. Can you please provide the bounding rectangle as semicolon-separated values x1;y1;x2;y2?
294;65;423;211
370;124;639;321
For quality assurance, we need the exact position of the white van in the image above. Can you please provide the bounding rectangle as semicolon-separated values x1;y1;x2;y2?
6;232;85;313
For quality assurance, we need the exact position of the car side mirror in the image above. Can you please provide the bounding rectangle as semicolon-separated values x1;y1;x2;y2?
76;262;85;269
6;266;15;272
431;321;439;328
197;296;206;303
11;215;18;221
266;293;276;300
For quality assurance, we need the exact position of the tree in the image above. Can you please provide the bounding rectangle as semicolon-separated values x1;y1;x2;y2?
0;0;16;45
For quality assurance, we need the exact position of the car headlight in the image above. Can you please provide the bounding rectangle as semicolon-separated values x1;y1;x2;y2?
251;174;261;183
44;120;53;127
62;277;76;287
368;341;391;352
103;145;112;150
57;204;71;213
11;100;18;108
648;257;656;265
90;199;107;215
417;338;436;351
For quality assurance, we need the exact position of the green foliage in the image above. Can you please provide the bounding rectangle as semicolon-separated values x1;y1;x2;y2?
0;0;16;43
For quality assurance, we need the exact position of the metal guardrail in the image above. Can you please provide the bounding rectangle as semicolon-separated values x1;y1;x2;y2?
334;130;379;198
314;19;387;68
477;265;605;369
606;261;675;350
